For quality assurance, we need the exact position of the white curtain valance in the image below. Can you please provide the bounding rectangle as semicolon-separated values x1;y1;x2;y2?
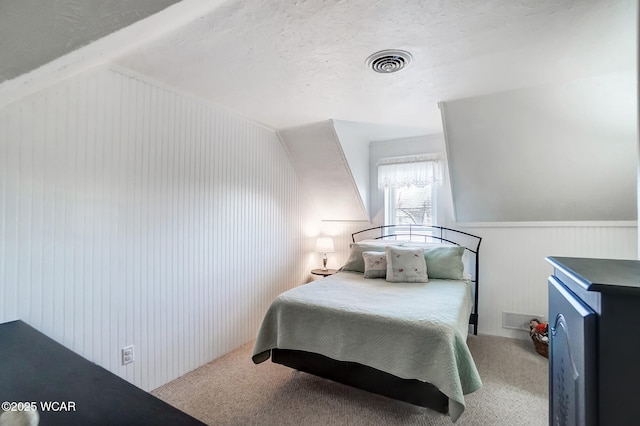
377;154;441;189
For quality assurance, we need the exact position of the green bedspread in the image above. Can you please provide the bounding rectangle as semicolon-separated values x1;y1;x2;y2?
252;271;482;422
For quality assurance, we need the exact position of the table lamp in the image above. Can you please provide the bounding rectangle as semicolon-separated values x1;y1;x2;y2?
315;237;335;271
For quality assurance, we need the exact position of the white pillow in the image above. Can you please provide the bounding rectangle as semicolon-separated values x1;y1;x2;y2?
362;251;387;279
385;246;429;283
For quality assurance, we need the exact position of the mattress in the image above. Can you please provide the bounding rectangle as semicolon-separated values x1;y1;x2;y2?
252;271;482;422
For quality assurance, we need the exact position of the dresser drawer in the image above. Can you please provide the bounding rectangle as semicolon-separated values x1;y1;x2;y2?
548;276;597;426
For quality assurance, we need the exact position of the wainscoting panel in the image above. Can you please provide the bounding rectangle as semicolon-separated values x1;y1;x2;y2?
459;225;637;338
0;66;309;391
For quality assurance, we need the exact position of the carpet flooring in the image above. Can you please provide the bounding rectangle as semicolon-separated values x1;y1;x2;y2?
151;334;548;425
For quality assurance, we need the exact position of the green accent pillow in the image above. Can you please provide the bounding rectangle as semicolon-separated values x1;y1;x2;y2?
340;242;402;273
423;246;465;279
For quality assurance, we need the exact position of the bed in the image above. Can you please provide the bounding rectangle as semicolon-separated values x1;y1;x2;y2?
252;225;482;422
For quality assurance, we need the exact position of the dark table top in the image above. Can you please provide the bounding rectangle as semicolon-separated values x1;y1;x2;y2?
547;256;640;295
0;320;205;426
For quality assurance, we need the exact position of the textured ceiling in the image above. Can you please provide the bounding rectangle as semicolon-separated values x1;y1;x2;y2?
115;0;636;134
0;0;180;82
1;0;636;137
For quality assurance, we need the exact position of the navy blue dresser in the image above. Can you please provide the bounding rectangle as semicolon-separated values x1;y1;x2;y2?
547;257;640;426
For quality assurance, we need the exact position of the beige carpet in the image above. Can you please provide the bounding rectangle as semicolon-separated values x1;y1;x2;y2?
152;335;548;425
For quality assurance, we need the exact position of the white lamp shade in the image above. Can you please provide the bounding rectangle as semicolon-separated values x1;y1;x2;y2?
315;237;335;253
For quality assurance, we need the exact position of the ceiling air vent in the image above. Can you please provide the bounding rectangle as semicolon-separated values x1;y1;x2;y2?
366;49;413;74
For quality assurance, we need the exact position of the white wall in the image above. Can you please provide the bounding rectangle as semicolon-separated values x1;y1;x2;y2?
441;70;637;222
436;69;639;338
461;224;637;338
332;120;371;217
279;121;369;221
0;66;313;391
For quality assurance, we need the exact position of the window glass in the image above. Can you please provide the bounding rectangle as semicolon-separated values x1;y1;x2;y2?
385;184;435;226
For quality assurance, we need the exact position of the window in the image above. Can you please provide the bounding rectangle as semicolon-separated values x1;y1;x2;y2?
378;155;441;227
384;185;434;226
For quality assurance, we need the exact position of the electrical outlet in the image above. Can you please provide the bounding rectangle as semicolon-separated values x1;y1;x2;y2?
121;345;134;365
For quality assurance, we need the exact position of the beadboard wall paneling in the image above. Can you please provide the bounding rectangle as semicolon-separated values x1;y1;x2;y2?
0;66;308;391
460;224;637;338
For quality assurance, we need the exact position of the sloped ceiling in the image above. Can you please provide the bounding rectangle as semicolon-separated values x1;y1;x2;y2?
0;0;179;83
441;70;637;222
1;0;634;138
112;0;636;135
1;0;637;223
279;121;369;221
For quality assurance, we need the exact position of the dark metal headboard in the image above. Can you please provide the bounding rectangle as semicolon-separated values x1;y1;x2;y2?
351;224;482;335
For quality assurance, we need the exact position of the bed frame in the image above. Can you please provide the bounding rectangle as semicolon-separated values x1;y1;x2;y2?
271;225;482;415
351;224;482;336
